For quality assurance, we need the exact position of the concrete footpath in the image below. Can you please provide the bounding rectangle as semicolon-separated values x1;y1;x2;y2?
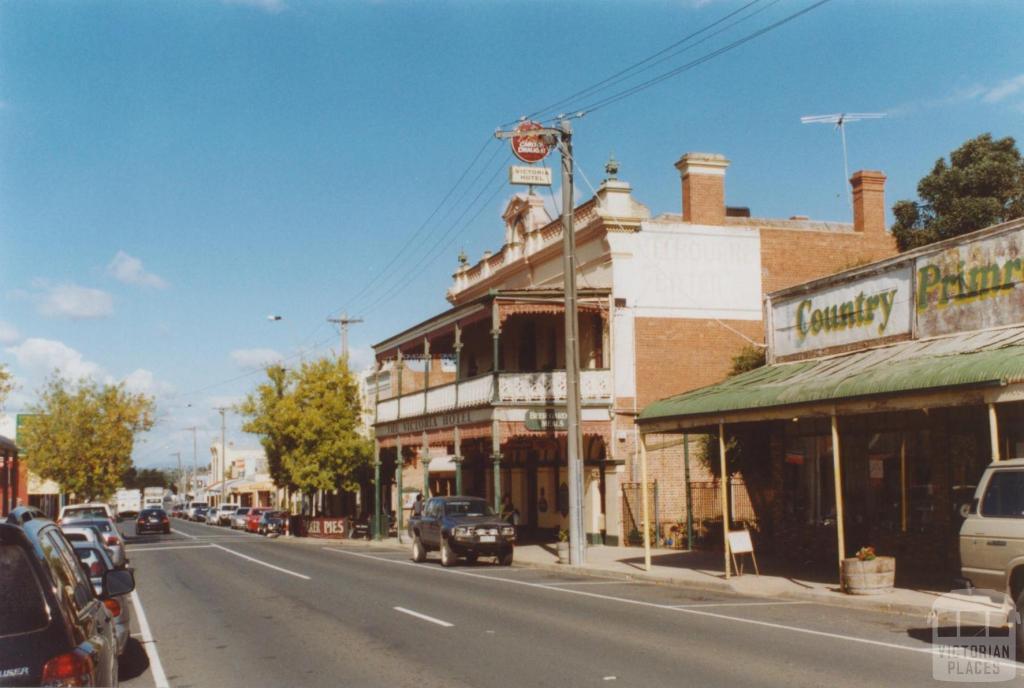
284;533;947;618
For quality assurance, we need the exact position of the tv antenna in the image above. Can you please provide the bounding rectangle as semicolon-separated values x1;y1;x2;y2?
801;112;886;209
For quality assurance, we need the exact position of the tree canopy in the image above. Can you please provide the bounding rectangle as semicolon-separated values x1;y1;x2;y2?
239;357;372;503
20;377;155;501
121;466;175;492
891;133;1024;251
0;365;12;410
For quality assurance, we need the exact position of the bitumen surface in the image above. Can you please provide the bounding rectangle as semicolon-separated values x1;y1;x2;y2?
114;518;1022;687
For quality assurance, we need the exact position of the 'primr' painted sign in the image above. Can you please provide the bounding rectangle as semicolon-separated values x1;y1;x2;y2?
916;230;1024;337
772;266;913;358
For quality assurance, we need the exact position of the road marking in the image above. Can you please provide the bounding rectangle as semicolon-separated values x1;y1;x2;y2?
128;544;215;553
170;528;197;539
322;547;1024;672
668;601;814;609
540;580;641;587
393;606;454;627
212;544;311;580
130;589;170;688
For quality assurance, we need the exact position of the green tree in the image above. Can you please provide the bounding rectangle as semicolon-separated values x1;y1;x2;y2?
891;133;1024;251
0;365;12;410
239;358;372;512
20;376;155;501
121;466;173;491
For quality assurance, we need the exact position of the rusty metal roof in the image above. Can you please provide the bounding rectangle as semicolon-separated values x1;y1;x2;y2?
639;325;1024;424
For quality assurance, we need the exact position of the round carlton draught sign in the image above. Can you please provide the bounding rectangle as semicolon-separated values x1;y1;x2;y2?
510;121;551;164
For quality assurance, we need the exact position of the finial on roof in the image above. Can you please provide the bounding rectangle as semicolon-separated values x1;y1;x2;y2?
458;249;468;267
605;153;619;180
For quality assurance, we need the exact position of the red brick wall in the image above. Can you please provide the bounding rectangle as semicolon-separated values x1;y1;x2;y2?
683;174;725;226
759;226;896;295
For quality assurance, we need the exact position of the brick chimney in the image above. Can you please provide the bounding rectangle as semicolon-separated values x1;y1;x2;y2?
675;152;729;225
850;170;886;234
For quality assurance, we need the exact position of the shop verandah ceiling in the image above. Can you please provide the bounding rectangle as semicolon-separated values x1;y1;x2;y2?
639;324;1024;428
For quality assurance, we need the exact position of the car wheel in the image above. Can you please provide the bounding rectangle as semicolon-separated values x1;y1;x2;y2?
440;538;457;567
465;553;478;565
498;548;514;566
412;536;427;563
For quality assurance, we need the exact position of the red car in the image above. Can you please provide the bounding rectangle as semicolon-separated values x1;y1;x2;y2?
246;507;274;533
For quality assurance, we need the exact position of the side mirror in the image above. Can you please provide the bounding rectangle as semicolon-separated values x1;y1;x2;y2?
102;568;135;598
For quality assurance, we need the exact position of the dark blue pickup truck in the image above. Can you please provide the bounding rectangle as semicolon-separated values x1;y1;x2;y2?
408;496;515;567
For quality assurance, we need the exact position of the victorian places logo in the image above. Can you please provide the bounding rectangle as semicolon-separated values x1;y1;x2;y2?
930;589;1020;682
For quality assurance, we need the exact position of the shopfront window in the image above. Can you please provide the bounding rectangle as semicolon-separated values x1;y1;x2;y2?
782;423;835;526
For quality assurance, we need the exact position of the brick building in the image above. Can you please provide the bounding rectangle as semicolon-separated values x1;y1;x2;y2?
370;152;896;544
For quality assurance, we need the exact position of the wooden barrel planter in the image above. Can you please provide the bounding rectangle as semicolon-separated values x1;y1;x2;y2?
841;556;895;595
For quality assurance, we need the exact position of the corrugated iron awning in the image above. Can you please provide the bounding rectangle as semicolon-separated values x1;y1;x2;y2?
639;325;1024;427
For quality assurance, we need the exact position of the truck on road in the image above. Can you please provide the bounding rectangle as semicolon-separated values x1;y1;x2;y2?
143;486;169;511
115;489;142;518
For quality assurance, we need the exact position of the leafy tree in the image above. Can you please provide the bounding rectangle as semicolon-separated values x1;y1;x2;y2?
20;376;155;501
891;134;1024;251
239;358;372;512
0;365;12;410
121;466;173;491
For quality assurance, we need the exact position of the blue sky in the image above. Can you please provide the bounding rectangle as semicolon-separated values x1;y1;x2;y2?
2;0;1022;468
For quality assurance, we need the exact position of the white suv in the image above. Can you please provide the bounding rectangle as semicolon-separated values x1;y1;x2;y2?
58;502;116;524
959;458;1024;650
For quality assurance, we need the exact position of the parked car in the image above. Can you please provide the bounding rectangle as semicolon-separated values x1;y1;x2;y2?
230;507;251;529
409;496;515;566
136;508;171;535
0;507;135;687
185;501;208;520
959;457;1024;653
259;511;288;536
216;504;240;526
192;505;209;522
205;506;221;525
60;518;127;568
71;542;131;656
246;507;274;533
58;502;116;524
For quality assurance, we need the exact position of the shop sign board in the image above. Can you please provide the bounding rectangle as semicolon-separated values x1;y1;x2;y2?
306;517;348;539
510;121;551;164
509;165;552;186
771;265;913;358
524;407;568;431
915;228;1024;338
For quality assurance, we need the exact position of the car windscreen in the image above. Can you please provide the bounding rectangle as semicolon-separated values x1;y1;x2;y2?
444;500;494;517
140;510;165;518
236;508;249;514
63;531;90;542
0;544;49;636
69;520;113;534
63;507;107;519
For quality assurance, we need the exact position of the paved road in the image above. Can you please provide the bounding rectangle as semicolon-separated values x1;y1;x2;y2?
113;517;1020;687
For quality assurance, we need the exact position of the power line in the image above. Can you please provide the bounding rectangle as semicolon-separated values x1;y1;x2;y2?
512;0;767;126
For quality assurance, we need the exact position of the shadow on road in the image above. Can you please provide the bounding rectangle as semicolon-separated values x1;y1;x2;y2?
119;638;151;680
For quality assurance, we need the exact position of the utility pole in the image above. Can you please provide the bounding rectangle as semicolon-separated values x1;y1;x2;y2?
327;311;364;361
183;426;198;498
215;408;228;506
171;452;183;497
496;118;586;565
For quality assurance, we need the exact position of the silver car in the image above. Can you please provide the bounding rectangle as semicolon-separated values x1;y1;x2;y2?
61;518;127;568
205;506;221;525
72;542;131;656
231;507;251;529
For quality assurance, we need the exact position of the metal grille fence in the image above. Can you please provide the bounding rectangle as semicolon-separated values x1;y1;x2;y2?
622;479;756;546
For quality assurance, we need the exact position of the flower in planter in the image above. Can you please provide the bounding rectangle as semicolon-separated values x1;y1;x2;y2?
855;546;877;561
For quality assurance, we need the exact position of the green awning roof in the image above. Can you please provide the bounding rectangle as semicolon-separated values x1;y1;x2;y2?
639;325;1024;425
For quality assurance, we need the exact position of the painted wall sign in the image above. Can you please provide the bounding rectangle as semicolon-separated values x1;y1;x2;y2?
915;228;1024;337
377;408;483;436
772;265;913;358
524;407;568;431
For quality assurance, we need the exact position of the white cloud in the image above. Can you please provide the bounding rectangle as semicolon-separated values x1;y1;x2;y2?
5;338;103;380
25;281;114;319
221;0;287;13
120;368;175;396
347;345;375;373
106;251;168;289
229;348;283;369
983;74;1024;103
0;321;20;345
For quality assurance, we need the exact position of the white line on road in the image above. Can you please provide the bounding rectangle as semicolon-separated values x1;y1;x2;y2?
540;580;643;587
128;544;215;553
170;528;197;539
668;601;814;609
129;589;170;688
212;544;311;580
393;606;454;627
321;547;1023;673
